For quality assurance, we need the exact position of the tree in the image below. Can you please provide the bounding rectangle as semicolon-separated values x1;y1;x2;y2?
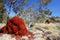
18;0;52;23
38;0;51;7
2;0;29;23
2;0;52;24
3;0;28;15
50;17;56;22
38;0;52;15
34;0;52;23
0;0;7;23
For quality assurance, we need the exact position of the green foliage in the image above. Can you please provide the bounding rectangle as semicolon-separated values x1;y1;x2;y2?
39;0;51;6
0;18;3;23
50;17;56;22
44;9;52;15
0;0;7;23
0;0;3;3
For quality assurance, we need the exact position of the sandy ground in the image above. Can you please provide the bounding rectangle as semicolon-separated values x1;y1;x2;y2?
0;23;60;40
0;23;6;29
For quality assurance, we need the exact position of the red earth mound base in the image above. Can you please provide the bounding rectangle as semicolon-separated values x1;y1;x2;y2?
0;16;33;40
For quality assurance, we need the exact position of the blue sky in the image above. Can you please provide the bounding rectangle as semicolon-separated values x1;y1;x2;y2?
5;0;60;17
28;0;60;17
47;0;60;17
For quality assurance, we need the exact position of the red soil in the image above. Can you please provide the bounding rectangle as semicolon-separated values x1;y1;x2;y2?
45;19;50;24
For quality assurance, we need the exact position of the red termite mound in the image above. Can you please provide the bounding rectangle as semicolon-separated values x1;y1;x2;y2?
45;19;50;24
0;16;33;37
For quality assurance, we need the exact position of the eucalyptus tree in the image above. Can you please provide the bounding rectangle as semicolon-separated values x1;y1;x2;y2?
38;0;51;8
2;0;29;23
3;0;28;15
0;0;7;23
21;0;52;23
34;0;52;23
38;0;52;15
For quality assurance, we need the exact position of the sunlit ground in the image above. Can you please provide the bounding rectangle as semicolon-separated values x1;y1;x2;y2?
0;23;60;40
